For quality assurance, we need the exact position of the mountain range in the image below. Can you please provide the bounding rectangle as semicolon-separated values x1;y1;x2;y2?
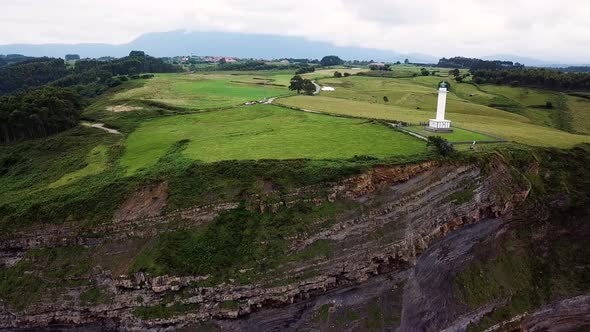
0;30;583;66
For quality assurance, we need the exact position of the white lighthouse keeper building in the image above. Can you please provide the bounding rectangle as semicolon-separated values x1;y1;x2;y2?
427;82;452;132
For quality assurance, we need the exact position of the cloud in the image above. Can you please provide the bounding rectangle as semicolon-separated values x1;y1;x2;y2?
0;0;589;62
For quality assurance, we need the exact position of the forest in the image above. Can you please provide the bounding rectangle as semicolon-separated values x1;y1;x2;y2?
472;68;590;91
0;58;70;96
0;51;181;143
437;57;525;71
0;86;82;143
74;51;180;76
198;60;304;71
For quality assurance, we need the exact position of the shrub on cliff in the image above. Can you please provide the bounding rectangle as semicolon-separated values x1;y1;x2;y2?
427;136;456;156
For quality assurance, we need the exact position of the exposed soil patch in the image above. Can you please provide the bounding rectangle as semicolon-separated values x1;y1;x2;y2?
106;105;143;112
113;181;169;222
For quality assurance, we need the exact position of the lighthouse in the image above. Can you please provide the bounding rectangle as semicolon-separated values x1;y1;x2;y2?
426;82;452;132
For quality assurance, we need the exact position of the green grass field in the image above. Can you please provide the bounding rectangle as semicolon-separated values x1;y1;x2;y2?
567;95;590;134
279;74;590;148
111;72;293;109
47;145;109;188
313;76;531;122
120;105;427;174
279;95;590;148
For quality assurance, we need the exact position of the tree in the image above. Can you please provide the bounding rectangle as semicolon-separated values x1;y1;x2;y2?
295;65;315;75
383;96;389;102
439;81;452;91
302;79;316;95
289;75;304;94
451;68;460;77
129;51;146;58
65;54;80;61
320;55;344;67
420;68;430;76
334;71;342;78
427;136;455;156
404;58;410;64
343;72;351;77
455;75;464;83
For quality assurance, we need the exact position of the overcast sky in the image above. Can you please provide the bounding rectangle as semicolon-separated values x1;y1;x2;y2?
1;0;589;62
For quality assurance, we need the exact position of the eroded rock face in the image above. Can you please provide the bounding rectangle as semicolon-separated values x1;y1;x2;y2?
114;181;169;222
0;158;535;331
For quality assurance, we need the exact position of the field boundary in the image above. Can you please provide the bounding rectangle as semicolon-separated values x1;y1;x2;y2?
273;99;409;125
400;125;508;145
273;100;507;145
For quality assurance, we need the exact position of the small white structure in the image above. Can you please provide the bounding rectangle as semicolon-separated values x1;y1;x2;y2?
321;86;335;91
427;82;452;132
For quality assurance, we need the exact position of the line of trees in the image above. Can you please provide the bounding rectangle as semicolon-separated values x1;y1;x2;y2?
472;68;590;90
74;51;180;76
0;86;82;143
0;54;35;68
437;57;524;71
0;51;181;97
554;66;590;73
295;65;316;75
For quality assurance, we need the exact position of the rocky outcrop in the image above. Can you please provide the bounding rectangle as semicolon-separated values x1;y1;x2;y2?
0;157;533;331
520;295;590;332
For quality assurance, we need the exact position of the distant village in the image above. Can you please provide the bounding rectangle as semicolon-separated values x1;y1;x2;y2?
170;55;292;65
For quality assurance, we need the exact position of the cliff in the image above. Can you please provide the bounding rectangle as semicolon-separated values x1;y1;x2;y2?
0;147;589;331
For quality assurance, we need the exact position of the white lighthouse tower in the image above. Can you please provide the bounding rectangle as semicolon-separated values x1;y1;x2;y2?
427;82;452;132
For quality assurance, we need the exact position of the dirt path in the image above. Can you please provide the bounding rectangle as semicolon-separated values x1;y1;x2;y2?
82;122;121;135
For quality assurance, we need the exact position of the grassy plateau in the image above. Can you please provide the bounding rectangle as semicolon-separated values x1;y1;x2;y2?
120;104;426;174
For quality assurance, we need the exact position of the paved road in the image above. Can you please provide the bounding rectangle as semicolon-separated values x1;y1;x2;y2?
312;81;321;95
263;97;277;104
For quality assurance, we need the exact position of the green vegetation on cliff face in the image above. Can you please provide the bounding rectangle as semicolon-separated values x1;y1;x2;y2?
455;215;590;332
130;203;338;281
0;127;132;230
311;295;401;330
0;246;92;311
452;147;590;332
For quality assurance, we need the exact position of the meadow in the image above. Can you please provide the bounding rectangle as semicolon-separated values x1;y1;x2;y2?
278;73;590;148
111;72;294;109
120;105;427;174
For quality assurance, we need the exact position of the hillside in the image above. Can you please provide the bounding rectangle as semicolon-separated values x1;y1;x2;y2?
0;64;589;331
